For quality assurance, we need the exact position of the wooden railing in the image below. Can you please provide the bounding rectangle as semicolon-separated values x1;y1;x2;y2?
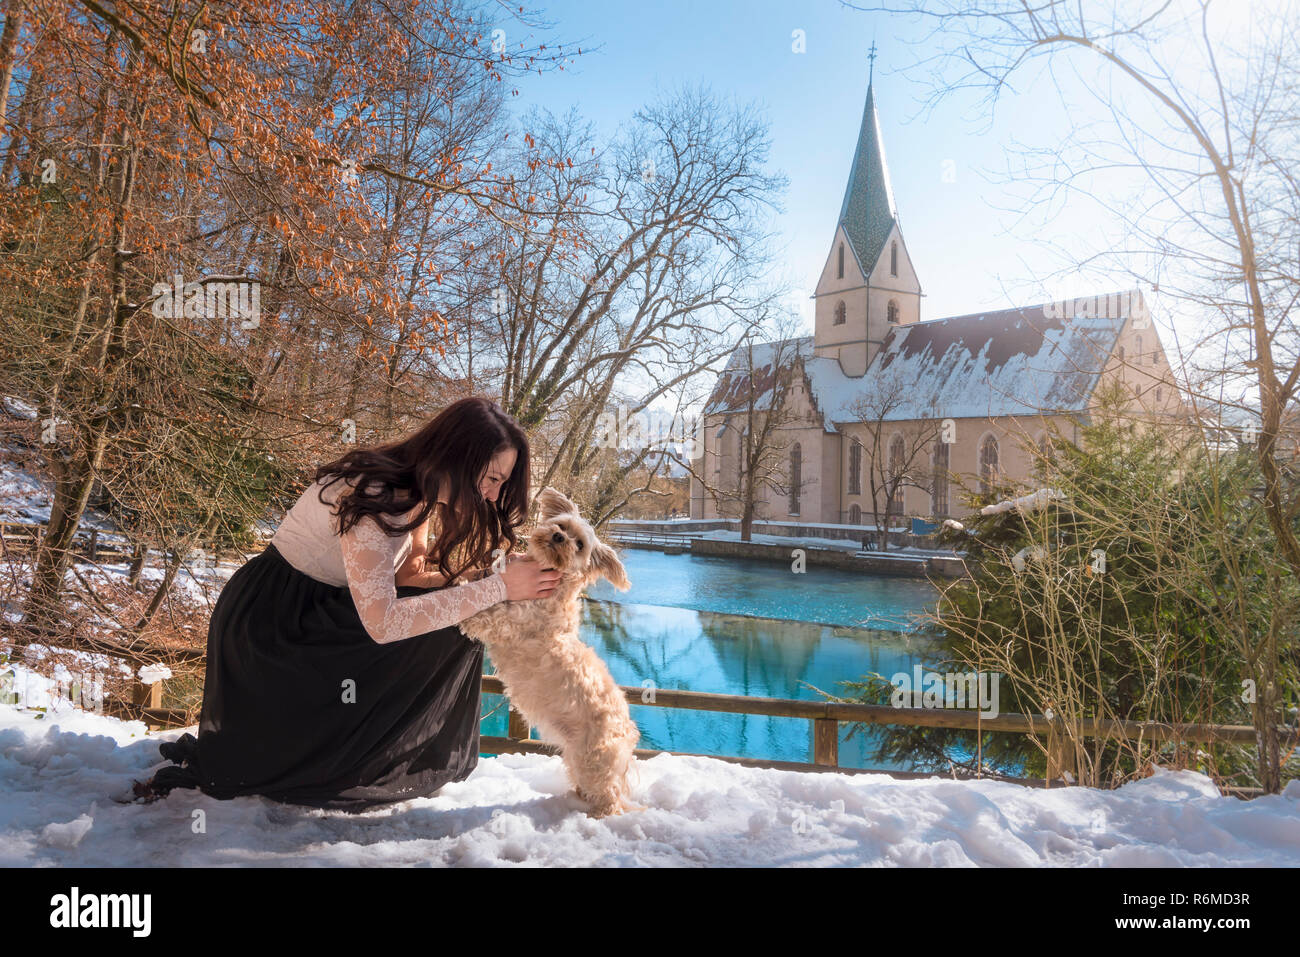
603;529;695;550
0;520;136;561
0;519;267;563
479;677;1296;798
60;670;1300;799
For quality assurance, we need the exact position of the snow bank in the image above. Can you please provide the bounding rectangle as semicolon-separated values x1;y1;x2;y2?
1;690;1296;867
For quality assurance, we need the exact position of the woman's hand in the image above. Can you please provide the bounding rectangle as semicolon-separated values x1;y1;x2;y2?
500;555;562;600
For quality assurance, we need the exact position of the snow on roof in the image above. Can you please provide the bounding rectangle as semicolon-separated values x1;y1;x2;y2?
703;336;815;416
709;298;1133;431
814;304;1125;425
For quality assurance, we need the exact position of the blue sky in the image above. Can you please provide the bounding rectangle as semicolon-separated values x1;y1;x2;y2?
499;0;1141;334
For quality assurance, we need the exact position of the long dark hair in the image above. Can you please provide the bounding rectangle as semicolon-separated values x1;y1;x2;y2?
314;396;530;583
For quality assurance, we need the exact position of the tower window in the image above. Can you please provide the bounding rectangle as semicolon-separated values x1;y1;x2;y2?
834;301;846;325
837;243;844;279
887;300;899;324
890;241;898;277
1117;345;1125;364
849;439;862;495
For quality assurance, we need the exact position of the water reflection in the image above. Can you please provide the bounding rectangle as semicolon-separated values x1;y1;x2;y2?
481;598;950;772
583;548;939;630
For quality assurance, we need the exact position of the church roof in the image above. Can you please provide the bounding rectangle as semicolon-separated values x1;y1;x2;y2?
837;81;898;274
705;295;1138;428
702;336;815;416
807;302;1128;427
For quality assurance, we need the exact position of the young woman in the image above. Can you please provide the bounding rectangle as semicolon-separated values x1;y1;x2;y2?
138;396;561;811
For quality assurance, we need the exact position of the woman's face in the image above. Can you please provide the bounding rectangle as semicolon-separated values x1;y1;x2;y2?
477;445;518;503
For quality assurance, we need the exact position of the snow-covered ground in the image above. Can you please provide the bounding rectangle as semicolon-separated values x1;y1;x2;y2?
2;660;1297;867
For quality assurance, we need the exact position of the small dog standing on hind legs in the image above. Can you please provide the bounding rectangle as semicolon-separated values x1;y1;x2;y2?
460;487;645;817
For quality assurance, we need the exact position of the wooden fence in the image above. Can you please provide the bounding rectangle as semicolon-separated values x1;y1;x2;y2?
0;519;266;564
4;517;1291;798
98;670;1298;799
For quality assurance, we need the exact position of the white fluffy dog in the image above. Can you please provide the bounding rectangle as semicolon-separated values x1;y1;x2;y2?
460;487;643;817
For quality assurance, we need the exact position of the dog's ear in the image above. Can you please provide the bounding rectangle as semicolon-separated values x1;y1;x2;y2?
535;486;576;520
590;541;630;591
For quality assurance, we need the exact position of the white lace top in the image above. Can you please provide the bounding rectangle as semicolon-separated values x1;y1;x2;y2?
270;475;508;643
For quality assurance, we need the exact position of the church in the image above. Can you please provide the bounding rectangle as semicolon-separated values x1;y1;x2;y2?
689;76;1180;527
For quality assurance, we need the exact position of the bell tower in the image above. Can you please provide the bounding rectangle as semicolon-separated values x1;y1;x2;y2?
813;49;922;377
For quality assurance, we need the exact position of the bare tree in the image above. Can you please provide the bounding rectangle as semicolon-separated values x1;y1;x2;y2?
847;365;942;550
440;86;789;520
847;0;1300;791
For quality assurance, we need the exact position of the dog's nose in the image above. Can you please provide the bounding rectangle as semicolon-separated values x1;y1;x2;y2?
552;532;565;544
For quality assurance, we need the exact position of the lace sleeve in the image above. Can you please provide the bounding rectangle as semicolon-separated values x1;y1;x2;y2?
339;513;509;644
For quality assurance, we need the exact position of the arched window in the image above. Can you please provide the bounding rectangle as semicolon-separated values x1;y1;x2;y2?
737;425;748;485
1155;386;1163;402
979;434;1000;497
890;241;898;277
1117;345;1125;364
848;439;862;494
1035;432;1056;476
1135;335;1143;363
834;300;846;325
932;441;950;517
849;503;862;524
888;434;906;515
837;243;845;279
789;442;801;515
887;300;900;324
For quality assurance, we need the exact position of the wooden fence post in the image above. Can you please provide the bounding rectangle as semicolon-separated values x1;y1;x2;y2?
812;717;839;767
1045;723;1078;786
507;706;530;741
132;679;163;711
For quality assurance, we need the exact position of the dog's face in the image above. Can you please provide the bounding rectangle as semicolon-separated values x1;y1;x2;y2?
526;487;630;591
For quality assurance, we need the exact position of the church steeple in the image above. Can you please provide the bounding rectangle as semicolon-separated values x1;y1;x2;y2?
812;59;921;379
836;70;899;277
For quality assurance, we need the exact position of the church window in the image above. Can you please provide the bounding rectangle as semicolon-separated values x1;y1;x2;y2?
887;300;899;324
849;439;862;494
932;441;949;517
1117;345;1125;364
834;301;846;325
1156;386;1163;402
1135;335;1143;362
888;434;906;514
1035;432;1056;477
737;426;748;485
789;443;802;515
979;435;1000;497
837;243;845;279
890;241;898;277
849;504;862;524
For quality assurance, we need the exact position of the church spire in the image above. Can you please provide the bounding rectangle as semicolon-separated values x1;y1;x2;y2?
837;56;898;275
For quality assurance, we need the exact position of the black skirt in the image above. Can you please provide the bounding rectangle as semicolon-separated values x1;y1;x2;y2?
142;543;486;812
